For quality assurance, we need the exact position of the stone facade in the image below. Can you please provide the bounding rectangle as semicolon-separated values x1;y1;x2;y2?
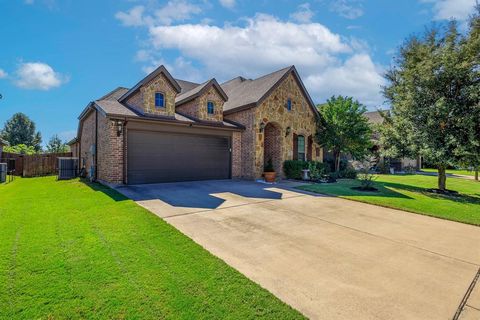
125;73;177;117
176;85;224;122
226;72;322;179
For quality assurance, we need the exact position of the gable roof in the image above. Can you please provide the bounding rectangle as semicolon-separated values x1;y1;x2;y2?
175;79;201;94
365;111;385;125
118;65;181;103
221;66;318;116
175;78;228;106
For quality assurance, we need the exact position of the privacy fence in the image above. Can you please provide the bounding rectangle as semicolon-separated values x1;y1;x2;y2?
0;152;72;177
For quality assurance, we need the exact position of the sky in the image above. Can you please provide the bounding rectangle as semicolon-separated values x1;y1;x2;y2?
0;0;477;146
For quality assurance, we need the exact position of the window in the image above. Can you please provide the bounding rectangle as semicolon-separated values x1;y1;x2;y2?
207;101;215;114
286;98;292;111
155;92;165;108
297;135;305;161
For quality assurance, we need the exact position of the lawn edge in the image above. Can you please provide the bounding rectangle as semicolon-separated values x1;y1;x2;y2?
296;185;480;228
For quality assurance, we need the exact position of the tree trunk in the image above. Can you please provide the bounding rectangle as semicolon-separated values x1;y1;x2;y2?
334;151;341;172
475;167;479;181
438;166;447;191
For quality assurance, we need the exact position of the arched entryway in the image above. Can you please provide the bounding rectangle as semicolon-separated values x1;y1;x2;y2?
263;122;283;175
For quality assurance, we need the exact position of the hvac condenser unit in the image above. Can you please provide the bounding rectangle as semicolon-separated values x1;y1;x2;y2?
0;163;6;183
58;158;79;180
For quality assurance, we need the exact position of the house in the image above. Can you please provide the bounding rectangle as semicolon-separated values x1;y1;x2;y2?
365;110;422;171
70;65;322;185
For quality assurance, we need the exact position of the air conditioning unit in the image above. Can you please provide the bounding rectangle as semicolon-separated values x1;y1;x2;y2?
0;163;6;183
58;158;79;180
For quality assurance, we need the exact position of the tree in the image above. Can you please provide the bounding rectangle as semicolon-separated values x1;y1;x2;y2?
46;134;69;153
4;144;37;155
382;15;480;191
0;113;42;151
315;96;372;172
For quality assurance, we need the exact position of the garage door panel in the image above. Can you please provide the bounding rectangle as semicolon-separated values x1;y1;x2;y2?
127;130;231;184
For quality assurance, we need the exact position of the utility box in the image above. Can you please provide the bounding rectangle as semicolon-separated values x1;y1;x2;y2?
58;158;79;180
0;163;6;183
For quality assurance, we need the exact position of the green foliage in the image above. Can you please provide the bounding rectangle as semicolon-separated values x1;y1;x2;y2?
316;96;372;172
283;160;329;180
328;167;357;180
264;158;275;172
307;162;322;181
357;169;377;189
0;113;42;151
46;134;69;153
381;12;480;190
3;144;37;155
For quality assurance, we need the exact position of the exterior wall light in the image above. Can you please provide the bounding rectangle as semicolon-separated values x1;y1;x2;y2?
285;126;291;137
115;120;124;137
259;122;266;133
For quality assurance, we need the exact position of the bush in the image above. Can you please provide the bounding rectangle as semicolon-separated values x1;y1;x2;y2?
327;167;358;180
357;169;377;190
283;160;329;180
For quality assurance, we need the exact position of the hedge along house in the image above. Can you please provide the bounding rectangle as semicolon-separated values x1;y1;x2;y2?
70;65;322;185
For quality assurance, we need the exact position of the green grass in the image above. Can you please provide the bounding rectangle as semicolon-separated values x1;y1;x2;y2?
0;177;303;319
422;168;477;177
298;174;480;226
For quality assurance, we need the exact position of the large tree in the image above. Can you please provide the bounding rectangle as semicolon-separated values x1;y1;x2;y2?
46;134;69;153
316;96;372;172
382;14;480;191
0;113;42;151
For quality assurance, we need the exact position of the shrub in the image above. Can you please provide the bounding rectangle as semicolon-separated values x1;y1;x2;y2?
357;169;377;189
283;160;330;180
283;160;306;179
264;159;275;172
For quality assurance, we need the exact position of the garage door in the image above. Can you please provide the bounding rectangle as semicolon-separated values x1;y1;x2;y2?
127;130;231;184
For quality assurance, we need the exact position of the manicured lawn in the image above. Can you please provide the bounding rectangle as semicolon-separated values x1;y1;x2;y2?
0;177;303;319
422;168;477;177
298;174;480;226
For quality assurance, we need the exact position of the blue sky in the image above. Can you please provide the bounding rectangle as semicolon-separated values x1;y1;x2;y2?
0;0;477;146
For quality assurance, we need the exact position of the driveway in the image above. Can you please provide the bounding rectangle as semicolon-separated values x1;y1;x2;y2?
117;180;480;320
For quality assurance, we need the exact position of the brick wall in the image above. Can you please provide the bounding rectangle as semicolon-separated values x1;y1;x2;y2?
79;110;96;178
97;116;124;184
231;131;242;178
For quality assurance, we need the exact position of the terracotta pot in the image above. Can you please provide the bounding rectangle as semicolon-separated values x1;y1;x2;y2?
264;171;276;183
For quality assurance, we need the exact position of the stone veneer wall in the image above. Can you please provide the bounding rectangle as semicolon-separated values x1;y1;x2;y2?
97;116;124;184
176;85;224;122
226;72;322;179
125;73;177;117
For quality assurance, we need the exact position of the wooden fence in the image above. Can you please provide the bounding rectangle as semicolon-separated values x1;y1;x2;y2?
0;152;72;177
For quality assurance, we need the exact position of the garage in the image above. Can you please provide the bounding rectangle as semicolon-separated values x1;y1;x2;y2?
127;130;231;184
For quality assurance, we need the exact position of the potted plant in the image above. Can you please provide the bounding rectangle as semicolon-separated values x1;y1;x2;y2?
263;158;276;183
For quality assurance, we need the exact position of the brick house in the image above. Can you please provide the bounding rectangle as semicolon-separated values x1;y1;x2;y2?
70;65;322;185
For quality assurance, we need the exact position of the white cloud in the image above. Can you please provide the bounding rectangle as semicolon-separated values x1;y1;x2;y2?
115;6;146;27
290;3;315;23
141;14;384;106
116;0;202;26
0;69;7;79
219;0;235;9
422;0;476;21
14;62;68;90
330;0;364;20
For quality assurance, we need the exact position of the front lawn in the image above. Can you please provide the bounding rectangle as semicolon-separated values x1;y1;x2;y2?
0;177;303;319
422;168;477;177
298;174;480;226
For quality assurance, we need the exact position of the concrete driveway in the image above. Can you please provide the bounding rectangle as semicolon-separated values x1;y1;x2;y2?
117;180;480;320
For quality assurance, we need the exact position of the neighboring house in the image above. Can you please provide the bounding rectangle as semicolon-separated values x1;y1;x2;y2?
70;65;322;185
365;111;422;171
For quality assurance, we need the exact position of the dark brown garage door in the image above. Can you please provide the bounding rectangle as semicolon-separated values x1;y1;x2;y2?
127;130;231;184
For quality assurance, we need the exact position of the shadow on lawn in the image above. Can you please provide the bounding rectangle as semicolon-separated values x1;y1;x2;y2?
376;180;480;205
80;179;128;202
